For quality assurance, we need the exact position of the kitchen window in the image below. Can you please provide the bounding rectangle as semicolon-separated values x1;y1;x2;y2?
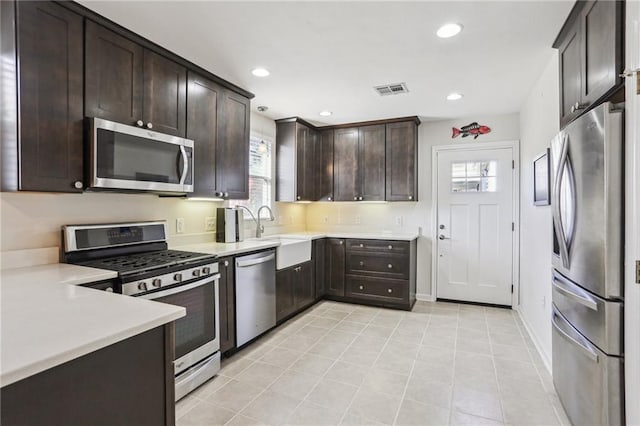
229;136;273;217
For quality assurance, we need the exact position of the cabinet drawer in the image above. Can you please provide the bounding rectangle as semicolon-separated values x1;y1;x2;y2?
346;239;409;253
346;253;409;279
346;275;409;304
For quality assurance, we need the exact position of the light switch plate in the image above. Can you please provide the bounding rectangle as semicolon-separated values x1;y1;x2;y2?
205;217;216;232
176;218;185;234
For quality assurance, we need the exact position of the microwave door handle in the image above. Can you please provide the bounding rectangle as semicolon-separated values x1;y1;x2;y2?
179;146;188;185
553;134;571;268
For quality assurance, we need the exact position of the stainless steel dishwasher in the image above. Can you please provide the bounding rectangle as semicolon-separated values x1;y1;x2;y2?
235;249;276;347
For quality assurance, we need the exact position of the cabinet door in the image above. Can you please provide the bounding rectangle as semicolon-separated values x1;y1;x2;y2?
217;90;250;199
17;1;84;192
314;239;327;299
581;0;623;106
359;125;385;201
317;129;334;201
143;50;187;137
386;122;417;201
218;257;236;353
333;128;359;201
187;72;221;197
295;124;316;201
557;18;582;127
326;239;346;296
85;21;143;126
294;262;315;310
276;268;295;322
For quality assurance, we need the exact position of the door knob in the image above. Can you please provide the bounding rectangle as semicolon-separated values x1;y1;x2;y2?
439;235;449;240
439;224;445;230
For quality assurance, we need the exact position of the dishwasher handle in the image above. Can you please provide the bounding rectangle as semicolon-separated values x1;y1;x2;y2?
236;253;275;268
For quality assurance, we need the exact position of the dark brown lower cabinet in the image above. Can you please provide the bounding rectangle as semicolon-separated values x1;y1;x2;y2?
276;261;314;322
313;239;327;299
325;238;346;297
219;257;236;353
346;275;410;306
0;324;175;426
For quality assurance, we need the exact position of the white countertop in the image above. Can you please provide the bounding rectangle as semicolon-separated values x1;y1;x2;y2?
172;232;418;258
1;264;185;387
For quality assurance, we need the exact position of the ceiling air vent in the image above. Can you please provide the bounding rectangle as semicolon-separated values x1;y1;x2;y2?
374;82;409;96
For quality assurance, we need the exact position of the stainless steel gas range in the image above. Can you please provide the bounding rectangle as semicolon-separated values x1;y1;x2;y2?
62;221;220;401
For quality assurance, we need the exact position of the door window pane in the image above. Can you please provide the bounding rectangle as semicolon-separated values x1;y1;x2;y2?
451;160;498;193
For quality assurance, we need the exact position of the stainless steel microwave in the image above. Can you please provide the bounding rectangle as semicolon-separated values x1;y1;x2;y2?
88;118;194;193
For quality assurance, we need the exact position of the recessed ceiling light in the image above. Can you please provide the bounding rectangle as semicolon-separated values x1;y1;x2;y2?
319;111;332;117
437;23;463;38
251;68;270;77
446;92;463;101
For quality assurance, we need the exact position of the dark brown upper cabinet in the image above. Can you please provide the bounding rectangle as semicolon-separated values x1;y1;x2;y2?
317;129;335;201
85;21;187;137
186;72;221;197
275;119;318;201
554;0;624;128
3;1;84;192
333;127;360;201
216;90;250;200
334;125;385;201
386;120;418;201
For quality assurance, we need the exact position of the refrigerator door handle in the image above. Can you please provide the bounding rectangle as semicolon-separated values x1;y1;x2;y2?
552;134;571;268
552;309;599;363
552;272;598;311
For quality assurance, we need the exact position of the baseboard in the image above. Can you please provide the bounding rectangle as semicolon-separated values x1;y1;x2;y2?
416;293;436;302
516;308;552;375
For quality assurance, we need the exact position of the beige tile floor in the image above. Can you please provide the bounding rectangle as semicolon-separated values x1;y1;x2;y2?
177;301;571;426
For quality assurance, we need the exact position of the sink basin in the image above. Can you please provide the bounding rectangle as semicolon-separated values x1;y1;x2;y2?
253;237;311;270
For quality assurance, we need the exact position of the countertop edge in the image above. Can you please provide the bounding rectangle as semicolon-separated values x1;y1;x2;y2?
0;305;185;388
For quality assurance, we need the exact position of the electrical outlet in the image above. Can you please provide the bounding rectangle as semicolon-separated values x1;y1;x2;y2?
204;217;216;232
355;215;361;225
395;216;403;227
176;218;185;234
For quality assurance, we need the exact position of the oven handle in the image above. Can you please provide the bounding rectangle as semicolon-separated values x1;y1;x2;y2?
236;253;275;268
137;273;220;300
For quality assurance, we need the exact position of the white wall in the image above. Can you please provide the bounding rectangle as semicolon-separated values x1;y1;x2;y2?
0;112;306;255
306;113;520;298
517;51;559;369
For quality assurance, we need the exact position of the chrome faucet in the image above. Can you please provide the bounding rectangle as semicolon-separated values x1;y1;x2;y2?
235;205;275;238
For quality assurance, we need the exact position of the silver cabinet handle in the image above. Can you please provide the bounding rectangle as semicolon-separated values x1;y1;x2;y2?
73;181;83;189
224;260;229;267
387;264;393;269
224;192;229;197
387;288;392;293
359;196;363;201
408;196;413;200
552;309;598;362
146;122;153;129
236;253;275;268
359;285;364;290
359;261;364;266
136;120;144;127
339;241;344;245
388;245;393;250
328;197;332;201
359;244;364;248
353;197;358;200
297;196;301;200
552;272;598;311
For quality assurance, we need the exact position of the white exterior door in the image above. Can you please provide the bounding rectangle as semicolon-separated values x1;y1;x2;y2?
436;147;515;306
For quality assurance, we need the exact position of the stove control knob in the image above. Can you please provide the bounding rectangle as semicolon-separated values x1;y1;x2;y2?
152;279;162;288
137;282;147;291
174;273;183;282
192;269;201;277
202;267;211;275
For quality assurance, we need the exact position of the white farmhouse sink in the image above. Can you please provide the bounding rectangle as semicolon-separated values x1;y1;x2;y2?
255;236;311;270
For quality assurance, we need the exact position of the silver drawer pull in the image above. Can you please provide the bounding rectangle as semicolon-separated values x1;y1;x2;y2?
359;261;364;266
387;289;392;293
359;244;364;248
359;285;364;290
388;264;393;269
388;245;393;250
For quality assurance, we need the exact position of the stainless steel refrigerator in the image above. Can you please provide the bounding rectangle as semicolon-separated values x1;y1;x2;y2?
550;101;624;425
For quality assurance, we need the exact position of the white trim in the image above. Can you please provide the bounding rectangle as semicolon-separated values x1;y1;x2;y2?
517;308;552;374
430;140;520;307
416;293;436;302
624;3;640;424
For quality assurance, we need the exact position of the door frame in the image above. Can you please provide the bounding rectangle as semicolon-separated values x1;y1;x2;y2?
430;140;520;307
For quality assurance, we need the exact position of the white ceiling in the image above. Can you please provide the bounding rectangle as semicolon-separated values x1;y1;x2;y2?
79;1;574;125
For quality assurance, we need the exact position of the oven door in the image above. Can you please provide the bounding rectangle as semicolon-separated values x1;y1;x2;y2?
89;117;194;193
138;275;220;376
